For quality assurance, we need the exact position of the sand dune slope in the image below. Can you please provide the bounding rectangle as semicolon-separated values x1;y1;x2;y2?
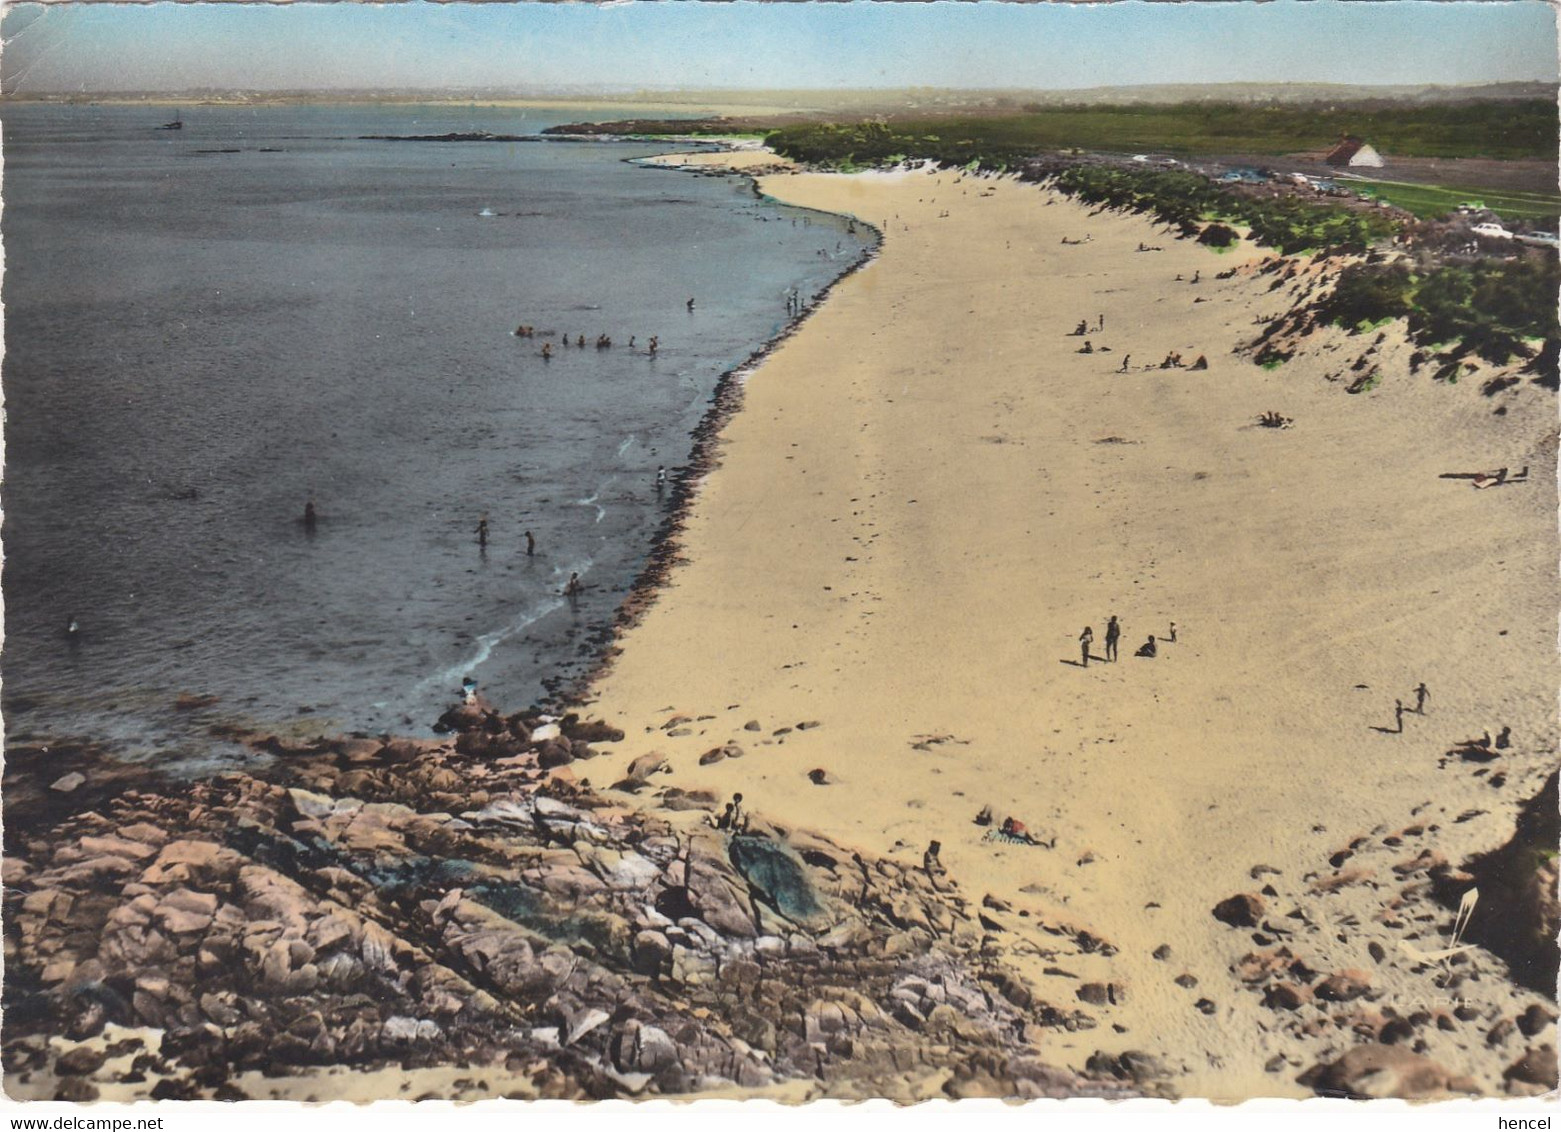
589;162;1558;1098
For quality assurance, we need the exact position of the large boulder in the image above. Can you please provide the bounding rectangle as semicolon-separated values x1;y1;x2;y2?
685;837;757;939
1301;1044;1472;1099
727;836;823;924
1461;772;1559;995
1212;893;1265;928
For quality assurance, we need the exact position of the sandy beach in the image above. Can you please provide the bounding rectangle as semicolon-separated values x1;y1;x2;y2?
589;155;1559;1097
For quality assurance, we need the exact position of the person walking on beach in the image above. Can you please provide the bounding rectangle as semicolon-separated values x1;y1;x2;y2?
564;572;582;599
303;500;317;531
1079;626;1094;667
1414;682;1429;714
655;466;667;493
475;515;489;549
1104;616;1121;662
1097;313;1105;332
687;297;696;313
1393;699;1406;733
525;530;536;557
1119;355;1131;373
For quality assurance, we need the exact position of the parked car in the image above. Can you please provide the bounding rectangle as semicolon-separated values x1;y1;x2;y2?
1517;230;1560;249
1471;222;1515;240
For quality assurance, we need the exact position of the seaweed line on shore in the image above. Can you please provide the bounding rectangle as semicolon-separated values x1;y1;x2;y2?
559;156;885;708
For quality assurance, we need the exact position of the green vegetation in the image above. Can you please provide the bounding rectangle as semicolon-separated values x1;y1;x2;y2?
1320;264;1414;325
1197;223;1240;248
761;103;1559;371
1348;179;1561;222
767;100;1558;164
1051;165;1398;255
1320;256;1560;363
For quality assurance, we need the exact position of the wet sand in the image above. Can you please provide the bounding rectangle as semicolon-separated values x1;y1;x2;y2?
588;156;1558;1097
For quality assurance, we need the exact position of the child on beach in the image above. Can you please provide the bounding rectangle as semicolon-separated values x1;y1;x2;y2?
1079;626;1094;667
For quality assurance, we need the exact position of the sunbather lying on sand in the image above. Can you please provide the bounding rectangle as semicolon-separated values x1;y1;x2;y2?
983;816;1054;847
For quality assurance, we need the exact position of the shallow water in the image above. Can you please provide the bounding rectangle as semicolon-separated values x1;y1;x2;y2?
1;103;871;768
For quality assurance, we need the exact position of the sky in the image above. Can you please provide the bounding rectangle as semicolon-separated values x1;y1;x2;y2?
1;1;1556;94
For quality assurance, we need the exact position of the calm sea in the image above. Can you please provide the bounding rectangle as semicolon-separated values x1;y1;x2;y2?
2;103;870;769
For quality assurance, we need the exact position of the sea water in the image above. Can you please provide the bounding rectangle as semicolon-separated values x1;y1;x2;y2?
1;103;871;768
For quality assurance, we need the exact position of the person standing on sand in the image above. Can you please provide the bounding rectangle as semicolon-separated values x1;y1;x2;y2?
1079;626;1094;667
1104;616;1121;662
1119;355;1131;373
656;466;667;493
648;337;659;355
525;530;535;557
1393;699;1406;733
1414;682;1429;714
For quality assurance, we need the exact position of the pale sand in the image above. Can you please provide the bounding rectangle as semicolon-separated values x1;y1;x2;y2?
588;159;1558;1098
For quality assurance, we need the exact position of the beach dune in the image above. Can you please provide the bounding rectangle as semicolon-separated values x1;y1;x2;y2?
590;160;1558;1097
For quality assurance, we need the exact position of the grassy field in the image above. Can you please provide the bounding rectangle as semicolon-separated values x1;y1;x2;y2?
768;101;1558;165
1345;178;1561;223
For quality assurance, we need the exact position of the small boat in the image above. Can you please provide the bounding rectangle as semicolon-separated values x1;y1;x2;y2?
157;111;183;131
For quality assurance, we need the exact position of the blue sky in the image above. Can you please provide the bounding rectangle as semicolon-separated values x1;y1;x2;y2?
2;1;1555;93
